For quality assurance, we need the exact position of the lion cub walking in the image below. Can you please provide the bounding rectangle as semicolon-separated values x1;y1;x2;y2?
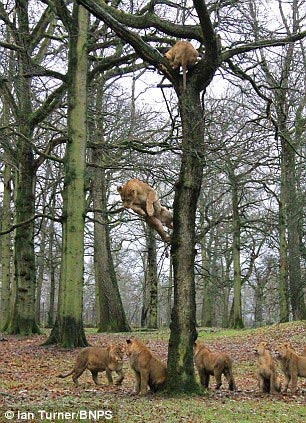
126;337;167;395
253;342;281;394
193;341;236;391
58;343;125;386
275;342;306;393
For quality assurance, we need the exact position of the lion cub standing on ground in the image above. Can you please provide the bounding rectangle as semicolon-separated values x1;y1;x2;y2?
253;342;281;394
193;341;236;391
275;342;306;393
58;343;125;386
126;337;167;395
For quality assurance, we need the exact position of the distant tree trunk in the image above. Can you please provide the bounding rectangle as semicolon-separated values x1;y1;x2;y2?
0;93;12;331
201;231;214;327
35;216;48;326
46;3;89;347
276;87;306;320
222;286;230;328
92;163;130;332
254;280;264;327
47;218;56;328
144;227;158;329
229;171;244;329
259;33;305;320
89;76;130;333
278;185;289;323
0;161;12;330
222;234;232;328
281;137;306;320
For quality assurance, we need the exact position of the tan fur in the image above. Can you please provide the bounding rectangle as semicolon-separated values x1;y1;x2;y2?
58;344;125;386
165;40;198;90
117;179;172;242
253;342;281;394
275;342;306;393
302;346;306;357
193;341;236;391
126;337;167;395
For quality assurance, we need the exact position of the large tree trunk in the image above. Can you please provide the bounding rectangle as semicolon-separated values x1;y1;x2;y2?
7;0;39;335
167;88;205;392
46;3;89;347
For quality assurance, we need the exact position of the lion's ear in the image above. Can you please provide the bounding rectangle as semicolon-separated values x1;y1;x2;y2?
126;339;132;344
117;186;123;193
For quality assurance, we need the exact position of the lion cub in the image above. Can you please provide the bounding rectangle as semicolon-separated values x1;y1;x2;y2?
253;342;281;394
193;341;236;391
58;343;125;386
126;337;167;395
117;179;172;243
165;40;198;90
275;342;306;393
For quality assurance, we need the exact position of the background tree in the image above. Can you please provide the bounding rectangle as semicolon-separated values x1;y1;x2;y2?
47;1;89;347
77;0;306;392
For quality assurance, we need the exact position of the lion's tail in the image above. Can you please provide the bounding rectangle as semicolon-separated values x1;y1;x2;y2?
224;362;237;391
57;369;74;379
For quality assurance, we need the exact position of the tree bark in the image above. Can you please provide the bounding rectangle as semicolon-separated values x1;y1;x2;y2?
278;182;289;323
7;0;40;335
167;87;205;392
143;226;158;329
0;161;12;330
0;93;12;330
46;2;89;347
229;171;244;329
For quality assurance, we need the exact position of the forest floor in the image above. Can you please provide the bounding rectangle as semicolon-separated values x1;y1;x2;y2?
0;321;305;423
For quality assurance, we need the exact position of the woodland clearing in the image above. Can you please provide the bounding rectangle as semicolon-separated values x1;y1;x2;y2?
0;322;305;423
